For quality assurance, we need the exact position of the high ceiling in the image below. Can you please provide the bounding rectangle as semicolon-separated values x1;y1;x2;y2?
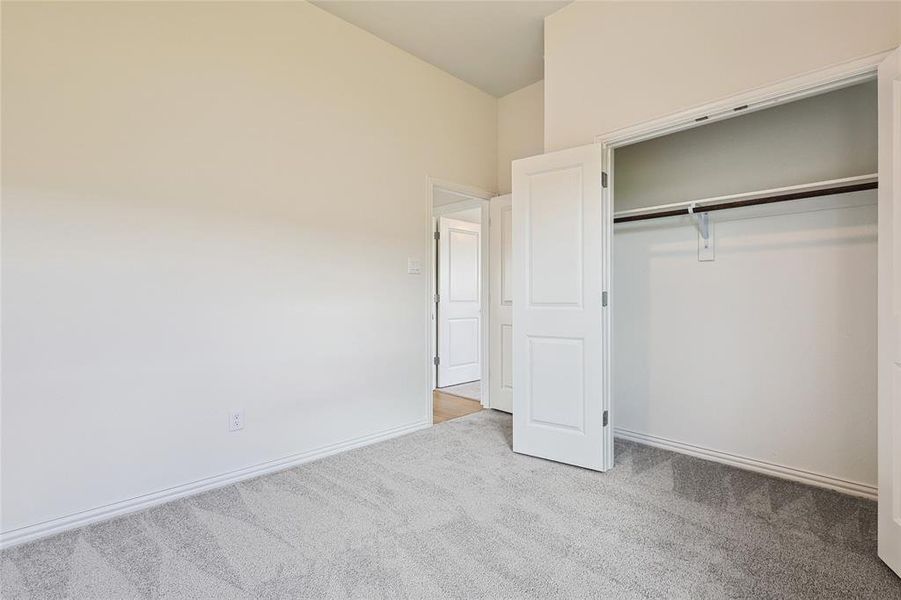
311;1;571;97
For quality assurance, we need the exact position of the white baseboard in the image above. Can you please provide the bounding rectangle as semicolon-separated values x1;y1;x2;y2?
614;427;878;500
0;420;430;550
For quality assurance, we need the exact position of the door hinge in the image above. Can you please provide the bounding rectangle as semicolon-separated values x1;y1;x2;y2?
434;231;440;240
603;410;609;427
434;293;440;303
602;291;608;307
433;356;440;366
601;172;608;188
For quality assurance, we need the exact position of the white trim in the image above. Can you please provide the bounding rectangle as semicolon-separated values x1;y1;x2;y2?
615;427;878;500
596;51;889;148
427;177;437;408
601;148;614;471
0;419;430;549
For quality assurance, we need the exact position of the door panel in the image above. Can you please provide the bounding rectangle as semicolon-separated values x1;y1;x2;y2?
528;167;583;305
878;47;901;578
528;336;584;431
448;229;479;301
490;195;514;413
448;318;479;365
512;144;611;471
502;205;514;304
438;217;481;387
501;325;513;390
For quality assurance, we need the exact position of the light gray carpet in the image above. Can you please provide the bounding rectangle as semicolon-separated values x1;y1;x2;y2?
438;380;481;402
2;410;899;599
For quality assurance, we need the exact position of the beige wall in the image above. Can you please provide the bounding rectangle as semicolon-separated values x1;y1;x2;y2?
497;80;544;194
545;1;901;150
1;1;496;537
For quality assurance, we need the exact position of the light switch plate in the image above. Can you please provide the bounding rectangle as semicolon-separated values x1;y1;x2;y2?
407;258;422;275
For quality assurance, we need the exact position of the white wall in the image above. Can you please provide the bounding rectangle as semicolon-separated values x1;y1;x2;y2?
497;80;544;194
613;84;878;488
1;1;496;538
614;194;877;487
616;82;878;211
544;1;900;150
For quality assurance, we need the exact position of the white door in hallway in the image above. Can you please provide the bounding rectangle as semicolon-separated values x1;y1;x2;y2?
437;217;481;387
489;194;513;413
512;143;612;471
878;46;901;579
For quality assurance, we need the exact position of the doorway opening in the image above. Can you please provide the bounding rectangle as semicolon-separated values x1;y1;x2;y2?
428;182;492;424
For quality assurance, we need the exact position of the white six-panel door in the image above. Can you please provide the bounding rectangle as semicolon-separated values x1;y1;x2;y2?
490;194;514;413
437;217;481;387
878;47;901;578
511;144;612;471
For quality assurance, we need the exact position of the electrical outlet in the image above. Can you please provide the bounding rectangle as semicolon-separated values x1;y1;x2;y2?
228;410;244;432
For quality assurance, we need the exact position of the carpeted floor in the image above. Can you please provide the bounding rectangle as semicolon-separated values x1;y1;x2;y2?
437;380;481;402
2;411;899;599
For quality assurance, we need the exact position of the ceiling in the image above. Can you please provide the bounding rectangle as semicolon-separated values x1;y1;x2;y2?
311;1;571;97
445;207;482;223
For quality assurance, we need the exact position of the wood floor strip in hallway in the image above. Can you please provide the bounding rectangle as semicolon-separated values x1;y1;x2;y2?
433;390;482;424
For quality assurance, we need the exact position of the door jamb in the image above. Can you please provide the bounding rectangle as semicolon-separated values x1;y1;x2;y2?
594;51;888;148
426;178;494;423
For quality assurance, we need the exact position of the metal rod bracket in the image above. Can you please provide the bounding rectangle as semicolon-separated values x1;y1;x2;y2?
688;203;710;243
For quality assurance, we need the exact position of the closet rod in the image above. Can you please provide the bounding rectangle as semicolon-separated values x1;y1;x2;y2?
613;174;878;224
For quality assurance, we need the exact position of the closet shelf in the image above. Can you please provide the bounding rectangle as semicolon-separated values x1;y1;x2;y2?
613;173;878;224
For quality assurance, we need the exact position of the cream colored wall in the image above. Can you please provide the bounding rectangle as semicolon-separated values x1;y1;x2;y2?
496;80;544;194
544;1;901;150
1;1;496;538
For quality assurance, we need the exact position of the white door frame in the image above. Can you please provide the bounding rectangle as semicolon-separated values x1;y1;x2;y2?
876;48;901;578
426;178;494;421
594;51;887;148
595;50;890;489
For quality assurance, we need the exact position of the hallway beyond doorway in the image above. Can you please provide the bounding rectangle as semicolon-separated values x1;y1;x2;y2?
437;380;480;402
433;389;482;424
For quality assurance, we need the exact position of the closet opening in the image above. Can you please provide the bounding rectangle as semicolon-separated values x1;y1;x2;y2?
607;78;879;498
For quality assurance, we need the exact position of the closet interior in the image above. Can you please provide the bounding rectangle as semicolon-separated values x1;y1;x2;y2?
611;80;879;496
